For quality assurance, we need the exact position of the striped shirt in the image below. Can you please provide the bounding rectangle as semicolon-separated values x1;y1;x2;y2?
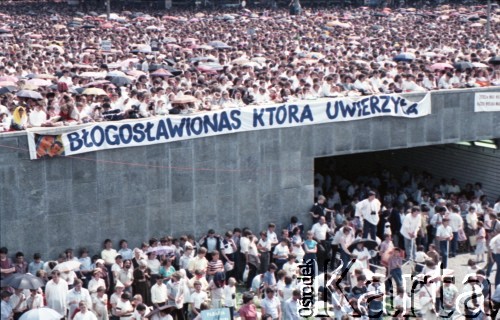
207;260;224;275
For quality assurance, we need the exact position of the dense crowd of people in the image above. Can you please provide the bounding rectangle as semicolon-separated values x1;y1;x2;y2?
0;2;499;131
2;162;500;319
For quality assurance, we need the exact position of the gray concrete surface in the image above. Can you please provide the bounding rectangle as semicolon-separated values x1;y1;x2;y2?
1;88;500;259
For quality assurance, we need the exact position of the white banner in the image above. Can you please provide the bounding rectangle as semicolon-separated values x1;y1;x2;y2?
26;93;431;160
474;92;500;112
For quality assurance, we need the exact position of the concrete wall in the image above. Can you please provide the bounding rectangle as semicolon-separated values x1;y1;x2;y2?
1;88;500;259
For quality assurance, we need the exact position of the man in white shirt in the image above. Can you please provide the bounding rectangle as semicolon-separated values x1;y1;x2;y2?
45;270;69;317
436;218;453;268
151;276;168;308
310;216;331;242
400;206;421;261
489;233;500;286
355;191;381;240
260;288;281;320
28;104;47;127
448;206;463;257
67;279;92;317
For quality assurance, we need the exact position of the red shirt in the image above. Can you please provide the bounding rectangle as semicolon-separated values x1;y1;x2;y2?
238;303;257;320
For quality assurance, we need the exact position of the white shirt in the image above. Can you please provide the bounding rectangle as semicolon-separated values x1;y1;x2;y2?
67;287;92;316
267;231;279;245
240;237;250;254
26;293;44;309
261;296;281;319
355;198;381;226
151;283;168;304
116;299;134;319
73;311;98;320
190;291;208;309
273;244;290;259
310;222;330;241
400;213;421;240
29;109;47;127
490;234;500;254
448;212;463;232
101;249;118;265
436;225;453;240
45;278;69;316
223;285;236;307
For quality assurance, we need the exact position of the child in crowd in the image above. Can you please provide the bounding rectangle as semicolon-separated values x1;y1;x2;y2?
475;221;486;262
349;275;367;300
414;245;430;273
223;278;237;320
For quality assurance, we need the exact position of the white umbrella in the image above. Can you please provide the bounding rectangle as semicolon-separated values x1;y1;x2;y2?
20;308;62;320
53;260;81;272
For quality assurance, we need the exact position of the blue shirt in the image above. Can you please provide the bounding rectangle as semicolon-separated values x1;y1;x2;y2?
304;239;317;251
1;300;13;320
28;261;44;275
263;271;276;287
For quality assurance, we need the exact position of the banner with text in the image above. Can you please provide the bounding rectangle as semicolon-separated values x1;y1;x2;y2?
27;93;431;160
474;92;500;112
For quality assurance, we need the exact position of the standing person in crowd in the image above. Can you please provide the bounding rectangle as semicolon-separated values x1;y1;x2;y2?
489;233;500;286
400;206;422;261
388;204;405;250
355;191;381;240
436;218;453;269
309;217;331;271
68;279;92;318
283;289;301;320
257;232;272;274
272;239;290;271
25;289;43;311
10;288;27;320
0;248;15;279
475;221;487;263
238;293;257;320
151;275;168;309
73;301;97;320
166;272;185;320
309;196;334;224
260;288;281;320
45;270;69;317
92;286;108;320
101;239;118;295
132;260;151;306
448;206;463;257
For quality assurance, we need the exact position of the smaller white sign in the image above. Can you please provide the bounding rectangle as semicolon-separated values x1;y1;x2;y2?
100;40;112;52
475;92;500;112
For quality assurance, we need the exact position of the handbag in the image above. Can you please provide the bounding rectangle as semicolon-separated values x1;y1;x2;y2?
469;235;477;247
242;265;249;282
457;228;467;242
224;261;234;272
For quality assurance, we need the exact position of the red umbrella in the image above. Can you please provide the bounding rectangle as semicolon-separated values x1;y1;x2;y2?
101;23;113;29
430;62;453;71
0;76;18;82
150;68;172;77
84;80;110;87
197;66;218;74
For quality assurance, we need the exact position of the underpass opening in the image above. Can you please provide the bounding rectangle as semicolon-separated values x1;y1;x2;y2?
313;142;500;206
